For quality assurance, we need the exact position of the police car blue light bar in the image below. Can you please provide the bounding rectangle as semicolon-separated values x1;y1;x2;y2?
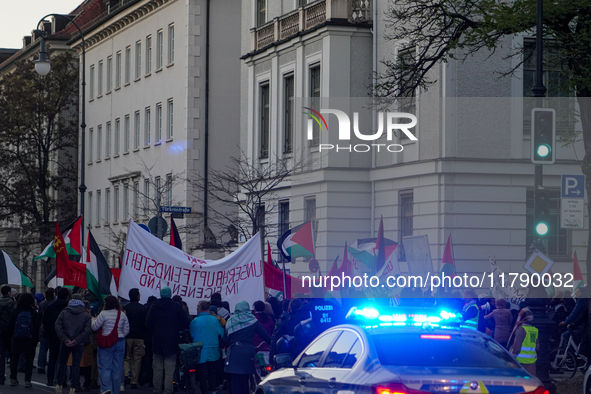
346;306;475;329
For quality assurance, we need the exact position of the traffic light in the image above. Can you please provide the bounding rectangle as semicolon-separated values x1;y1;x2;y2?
534;189;551;237
531;108;556;164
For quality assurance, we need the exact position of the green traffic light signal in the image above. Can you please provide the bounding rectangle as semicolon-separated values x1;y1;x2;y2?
535;221;549;236
537;144;550;158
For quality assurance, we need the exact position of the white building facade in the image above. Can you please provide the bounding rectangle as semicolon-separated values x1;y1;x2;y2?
240;0;587;283
74;0;241;262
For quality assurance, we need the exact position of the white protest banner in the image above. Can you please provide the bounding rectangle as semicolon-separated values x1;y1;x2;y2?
120;220;264;312
489;256;527;308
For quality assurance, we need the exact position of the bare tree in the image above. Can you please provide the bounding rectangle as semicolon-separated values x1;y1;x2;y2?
192;151;307;247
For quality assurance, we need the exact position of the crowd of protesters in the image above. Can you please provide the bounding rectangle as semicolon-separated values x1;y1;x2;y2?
0;282;588;393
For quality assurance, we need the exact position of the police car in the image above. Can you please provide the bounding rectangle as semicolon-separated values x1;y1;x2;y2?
256;306;548;394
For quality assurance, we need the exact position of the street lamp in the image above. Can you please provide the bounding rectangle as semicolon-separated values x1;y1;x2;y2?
35;14;87;247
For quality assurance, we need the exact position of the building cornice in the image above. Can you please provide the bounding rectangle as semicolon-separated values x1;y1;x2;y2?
70;0;176;53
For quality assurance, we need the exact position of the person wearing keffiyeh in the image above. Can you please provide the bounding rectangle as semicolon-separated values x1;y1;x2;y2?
224;301;271;394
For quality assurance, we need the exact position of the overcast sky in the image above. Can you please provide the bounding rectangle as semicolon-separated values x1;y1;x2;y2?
1;0;84;49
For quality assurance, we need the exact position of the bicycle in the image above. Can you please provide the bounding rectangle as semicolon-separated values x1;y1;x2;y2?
548;328;588;382
178;341;203;394
249;343;272;394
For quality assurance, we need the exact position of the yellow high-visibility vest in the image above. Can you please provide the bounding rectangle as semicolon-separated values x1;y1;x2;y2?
516;325;538;364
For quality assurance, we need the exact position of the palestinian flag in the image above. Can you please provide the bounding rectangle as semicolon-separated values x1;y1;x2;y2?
277;221;315;262
439;235;456;278
87;231;118;301
573;250;584;292
170;217;182;251
34;216;82;260
0;250;33;287
348;237;397;273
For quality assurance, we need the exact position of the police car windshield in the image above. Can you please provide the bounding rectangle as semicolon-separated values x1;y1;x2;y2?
371;333;521;369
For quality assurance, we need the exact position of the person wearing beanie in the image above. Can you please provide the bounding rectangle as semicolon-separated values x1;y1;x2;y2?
54;291;92;394
145;287;189;394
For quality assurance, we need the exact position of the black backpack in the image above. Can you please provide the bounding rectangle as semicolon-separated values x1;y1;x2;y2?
13;311;33;339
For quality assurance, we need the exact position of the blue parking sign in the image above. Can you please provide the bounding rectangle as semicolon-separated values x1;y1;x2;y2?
561;174;585;198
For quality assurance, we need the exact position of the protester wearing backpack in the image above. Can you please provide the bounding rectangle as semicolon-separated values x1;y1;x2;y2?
7;292;40;388
0;285;15;385
55;294;92;394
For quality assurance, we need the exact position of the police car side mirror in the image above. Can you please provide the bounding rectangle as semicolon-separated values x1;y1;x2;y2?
274;353;293;369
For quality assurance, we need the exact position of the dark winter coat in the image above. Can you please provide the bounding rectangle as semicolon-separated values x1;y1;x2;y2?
123;300;147;340
55;304;92;346
253;312;274;352
9;306;40;354
224;321;271;375
0;295;15;339
42;298;68;342
145;298;190;357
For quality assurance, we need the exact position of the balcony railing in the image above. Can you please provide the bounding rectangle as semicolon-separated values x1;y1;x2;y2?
250;0;372;53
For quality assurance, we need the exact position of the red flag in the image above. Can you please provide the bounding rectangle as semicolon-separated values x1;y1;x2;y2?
267;241;273;265
169;217;183;251
441;235;456;278
573;251;583;281
338;242;351;277
53;223;87;288
110;268;121;290
263;258;309;298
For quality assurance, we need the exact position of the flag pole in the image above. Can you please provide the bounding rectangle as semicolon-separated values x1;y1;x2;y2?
282;258;287;300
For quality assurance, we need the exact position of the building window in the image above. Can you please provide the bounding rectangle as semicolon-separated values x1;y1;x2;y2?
106;121;111;158
309;64;321;146
105;188;110;224
89;128;93;162
257;0;266;26
168;24;175;64
124;115;130;152
97;124;102;160
146;35;152;74
156;103;162;142
89;65;95;99
116;51;121;88
106;56;112;92
397;47;416;115
166;173;173;205
98;60;103;96
115;118;121;155
526;189;568;257
133;181;139;219
279;200;289;236
155;176;161;204
123;184;129;220
144;179;150;216
88;192;93;227
398;191;414;261
135;40;141;79
157;29;163;69
114;185;120;222
523;40;573;134
304;197;316;223
125;46;131;84
134;111;140;149
283;74;294;154
97;190;101;225
145;107;151;146
254;204;266;238
259;82;270;159
167;99;174;139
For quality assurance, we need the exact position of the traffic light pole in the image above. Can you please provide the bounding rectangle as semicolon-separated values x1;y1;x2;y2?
528;1;554;392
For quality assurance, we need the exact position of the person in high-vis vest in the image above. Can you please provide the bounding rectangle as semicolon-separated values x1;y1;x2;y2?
508;308;539;376
461;290;479;330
